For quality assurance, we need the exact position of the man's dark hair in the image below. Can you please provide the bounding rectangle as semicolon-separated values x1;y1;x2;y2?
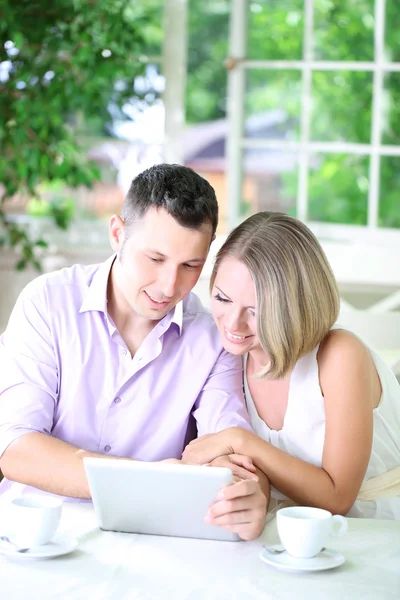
121;163;218;237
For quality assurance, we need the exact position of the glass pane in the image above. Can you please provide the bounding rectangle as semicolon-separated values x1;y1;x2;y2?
313;0;374;61
186;0;230;122
245;69;302;140
382;72;400;146
308;153;369;224
241;151;298;217
248;0;303;60
379;156;400;228
311;70;373;143
386;0;400;62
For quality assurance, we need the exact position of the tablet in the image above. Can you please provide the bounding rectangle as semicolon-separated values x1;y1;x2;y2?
83;457;240;542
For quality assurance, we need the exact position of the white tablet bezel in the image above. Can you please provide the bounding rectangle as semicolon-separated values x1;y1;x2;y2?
84;457;240;542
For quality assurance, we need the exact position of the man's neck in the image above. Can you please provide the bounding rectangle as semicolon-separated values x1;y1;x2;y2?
107;266;161;357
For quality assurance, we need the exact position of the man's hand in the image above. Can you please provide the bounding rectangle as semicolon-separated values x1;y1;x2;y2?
182;427;255;466
205;478;267;541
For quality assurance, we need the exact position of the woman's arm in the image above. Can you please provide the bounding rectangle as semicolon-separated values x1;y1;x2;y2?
183;331;380;515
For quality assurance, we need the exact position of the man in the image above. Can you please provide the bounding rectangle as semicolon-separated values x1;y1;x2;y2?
0;164;267;540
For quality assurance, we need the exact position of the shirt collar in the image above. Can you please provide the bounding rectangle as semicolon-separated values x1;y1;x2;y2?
79;253;184;336
156;299;183;337
79;254;116;315
167;300;183;336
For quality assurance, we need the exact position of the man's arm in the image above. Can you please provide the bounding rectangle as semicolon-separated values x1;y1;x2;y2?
191;348;251;435
0;278;127;498
1;432;111;498
2;431;139;499
188;350;268;540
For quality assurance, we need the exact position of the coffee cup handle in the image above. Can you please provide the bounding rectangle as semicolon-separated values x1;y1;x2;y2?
329;514;348;537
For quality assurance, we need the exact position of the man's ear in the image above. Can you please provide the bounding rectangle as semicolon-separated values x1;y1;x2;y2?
109;215;125;252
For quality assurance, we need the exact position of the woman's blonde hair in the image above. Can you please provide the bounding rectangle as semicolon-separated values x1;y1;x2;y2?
210;212;340;379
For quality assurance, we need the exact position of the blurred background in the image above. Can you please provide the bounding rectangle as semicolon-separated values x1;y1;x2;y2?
0;0;399;372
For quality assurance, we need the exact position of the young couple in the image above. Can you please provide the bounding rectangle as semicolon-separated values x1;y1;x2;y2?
0;164;399;541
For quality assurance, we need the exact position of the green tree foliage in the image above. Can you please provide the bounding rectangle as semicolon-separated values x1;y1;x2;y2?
0;0;157;268
186;0;400;228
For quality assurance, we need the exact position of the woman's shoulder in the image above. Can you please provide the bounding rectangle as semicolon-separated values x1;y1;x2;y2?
317;328;377;379
318;328;370;359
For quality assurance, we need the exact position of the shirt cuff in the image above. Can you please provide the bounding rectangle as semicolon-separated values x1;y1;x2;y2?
0;427;44;458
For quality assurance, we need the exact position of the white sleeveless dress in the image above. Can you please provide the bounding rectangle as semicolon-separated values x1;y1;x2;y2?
243;341;400;519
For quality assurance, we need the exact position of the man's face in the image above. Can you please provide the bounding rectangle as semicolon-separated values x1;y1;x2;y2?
109;207;213;322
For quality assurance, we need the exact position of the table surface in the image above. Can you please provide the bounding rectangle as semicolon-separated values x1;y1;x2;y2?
0;503;399;600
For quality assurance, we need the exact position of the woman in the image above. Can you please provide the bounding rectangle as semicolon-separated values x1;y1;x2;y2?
183;212;400;519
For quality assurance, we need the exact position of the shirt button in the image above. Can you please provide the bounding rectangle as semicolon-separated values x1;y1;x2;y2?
114;397;121;404
120;348;127;355
104;445;111;453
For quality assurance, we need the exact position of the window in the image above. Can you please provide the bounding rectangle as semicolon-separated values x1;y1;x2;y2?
227;0;400;242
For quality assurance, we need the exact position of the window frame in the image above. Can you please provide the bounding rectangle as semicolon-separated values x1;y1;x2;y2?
226;0;400;243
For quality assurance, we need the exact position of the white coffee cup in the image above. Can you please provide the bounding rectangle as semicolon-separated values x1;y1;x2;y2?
6;495;63;548
277;506;348;558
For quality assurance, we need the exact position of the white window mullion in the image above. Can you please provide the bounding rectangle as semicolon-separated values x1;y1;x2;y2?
368;0;386;228
243;60;400;72
162;0;188;164
240;139;400;157
297;0;314;222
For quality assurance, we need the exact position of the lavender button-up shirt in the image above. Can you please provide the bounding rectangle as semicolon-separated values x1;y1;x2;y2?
0;255;250;496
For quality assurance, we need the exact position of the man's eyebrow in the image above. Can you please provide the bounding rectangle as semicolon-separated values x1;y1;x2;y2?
215;286;255;309
146;250;205;263
182;258;206;264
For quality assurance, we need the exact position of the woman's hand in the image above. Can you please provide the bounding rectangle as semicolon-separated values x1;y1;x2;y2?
160;455;257;482
182;427;254;466
205;478;267;541
205;454;258;481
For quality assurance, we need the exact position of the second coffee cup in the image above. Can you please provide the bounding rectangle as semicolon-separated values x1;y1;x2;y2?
277;506;348;558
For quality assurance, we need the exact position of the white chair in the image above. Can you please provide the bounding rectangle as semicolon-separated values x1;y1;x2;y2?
337;307;400;376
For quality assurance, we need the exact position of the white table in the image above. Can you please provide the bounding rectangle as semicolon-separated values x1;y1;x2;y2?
1;503;399;600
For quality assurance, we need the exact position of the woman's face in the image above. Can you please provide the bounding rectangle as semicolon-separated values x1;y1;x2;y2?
211;257;261;356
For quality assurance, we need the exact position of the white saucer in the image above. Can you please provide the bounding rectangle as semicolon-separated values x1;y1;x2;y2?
0;534;78;561
259;547;345;573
